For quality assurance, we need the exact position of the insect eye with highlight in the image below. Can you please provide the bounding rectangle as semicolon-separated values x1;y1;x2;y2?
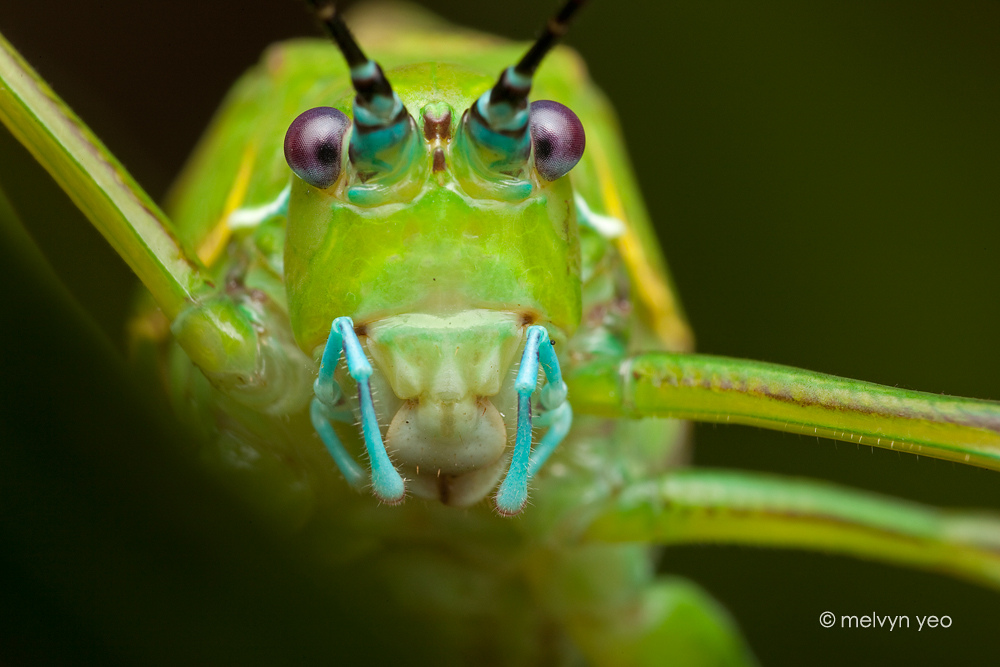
529;100;585;181
284;107;351;188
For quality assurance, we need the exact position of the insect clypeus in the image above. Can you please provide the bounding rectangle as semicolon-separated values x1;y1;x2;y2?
0;1;998;666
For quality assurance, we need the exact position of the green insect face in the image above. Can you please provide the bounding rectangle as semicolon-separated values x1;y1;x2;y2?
281;52;586;507
283;62;584;354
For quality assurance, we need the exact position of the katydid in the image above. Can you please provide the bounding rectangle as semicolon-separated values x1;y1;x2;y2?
0;1;998;665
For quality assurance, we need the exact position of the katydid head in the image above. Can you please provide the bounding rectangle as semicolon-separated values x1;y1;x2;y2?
290;1;588;511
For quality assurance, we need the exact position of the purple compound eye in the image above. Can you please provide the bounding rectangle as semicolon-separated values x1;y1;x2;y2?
529;100;585;181
284;107;351;188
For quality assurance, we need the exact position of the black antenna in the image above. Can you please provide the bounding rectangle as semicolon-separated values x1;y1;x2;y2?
307;0;365;66
515;0;588;77
487;0;589;107
464;0;590;174
305;1;415;182
306;0;395;107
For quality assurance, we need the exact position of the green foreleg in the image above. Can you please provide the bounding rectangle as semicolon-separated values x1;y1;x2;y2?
0;31;311;410
568;353;1000;471
585;468;1000;589
0;30;205;320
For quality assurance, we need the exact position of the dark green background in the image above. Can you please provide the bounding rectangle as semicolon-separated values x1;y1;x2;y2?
1;0;998;664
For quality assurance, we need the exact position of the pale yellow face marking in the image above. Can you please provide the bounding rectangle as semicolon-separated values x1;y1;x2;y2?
363;309;527;507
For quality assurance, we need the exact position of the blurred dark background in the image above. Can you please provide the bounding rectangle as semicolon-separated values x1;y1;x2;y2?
0;0;998;664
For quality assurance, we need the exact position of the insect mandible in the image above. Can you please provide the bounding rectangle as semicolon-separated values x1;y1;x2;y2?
0;1;996;667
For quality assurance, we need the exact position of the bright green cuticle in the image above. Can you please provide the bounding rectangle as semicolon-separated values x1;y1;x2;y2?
286;176;581;351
